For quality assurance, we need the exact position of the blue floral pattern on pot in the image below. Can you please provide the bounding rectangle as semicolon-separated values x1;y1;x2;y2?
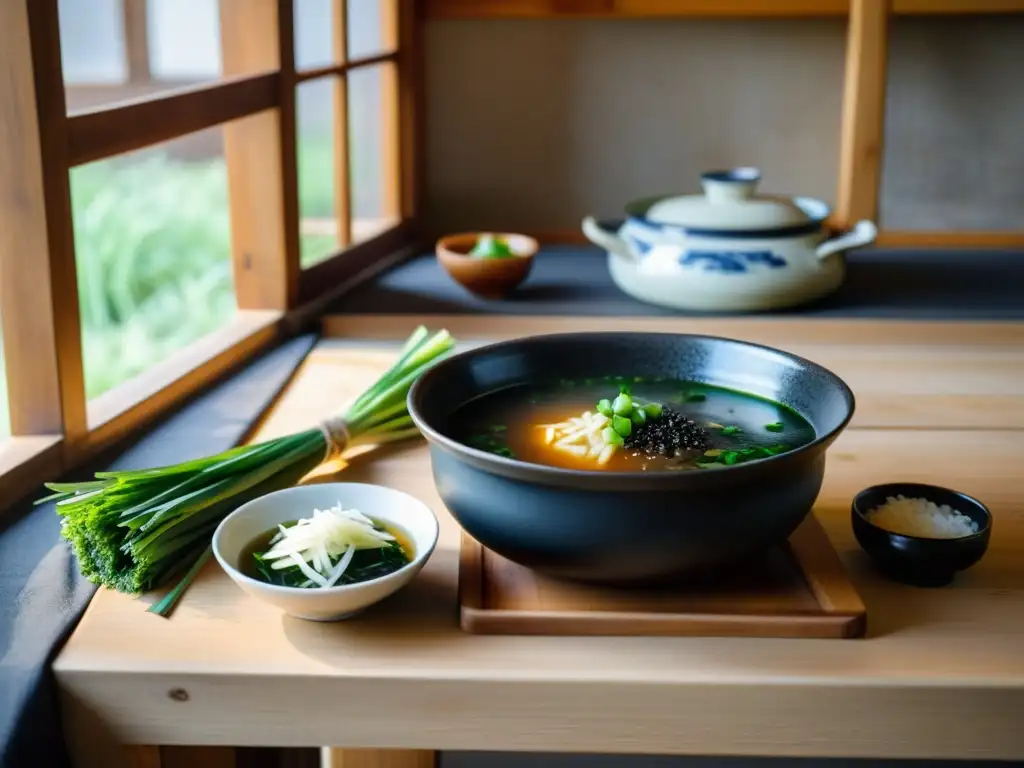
680;250;787;273
624;233;654;256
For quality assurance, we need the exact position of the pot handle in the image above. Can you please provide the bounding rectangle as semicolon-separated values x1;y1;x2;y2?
582;216;638;263
816;220;877;260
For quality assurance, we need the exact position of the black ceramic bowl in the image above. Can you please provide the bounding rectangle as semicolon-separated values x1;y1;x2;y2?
852;483;992;587
408;332;855;585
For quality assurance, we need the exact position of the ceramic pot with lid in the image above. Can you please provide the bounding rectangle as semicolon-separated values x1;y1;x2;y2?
581;168;877;312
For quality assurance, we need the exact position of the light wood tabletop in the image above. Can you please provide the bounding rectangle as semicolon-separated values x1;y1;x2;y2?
55;315;1024;765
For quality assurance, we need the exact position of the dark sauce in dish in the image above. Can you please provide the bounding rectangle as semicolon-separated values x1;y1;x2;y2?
240;519;413;588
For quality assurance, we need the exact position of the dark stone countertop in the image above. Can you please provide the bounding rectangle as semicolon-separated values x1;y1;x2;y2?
329;245;1024;320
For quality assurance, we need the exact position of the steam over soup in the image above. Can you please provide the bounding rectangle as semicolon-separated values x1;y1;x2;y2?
452;377;815;471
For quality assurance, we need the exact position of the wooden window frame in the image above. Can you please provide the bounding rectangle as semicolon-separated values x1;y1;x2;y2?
0;0;421;509
293;0;417;300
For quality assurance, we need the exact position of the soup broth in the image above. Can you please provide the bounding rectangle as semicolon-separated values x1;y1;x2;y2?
452;377;815;472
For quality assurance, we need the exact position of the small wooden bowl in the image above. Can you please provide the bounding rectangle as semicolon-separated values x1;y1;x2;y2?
436;232;538;299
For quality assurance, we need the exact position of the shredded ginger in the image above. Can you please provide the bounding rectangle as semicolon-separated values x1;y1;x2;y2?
261;503;395;588
538;411;617;465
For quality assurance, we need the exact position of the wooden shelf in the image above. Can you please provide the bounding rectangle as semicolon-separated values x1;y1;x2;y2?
424;0;1024;17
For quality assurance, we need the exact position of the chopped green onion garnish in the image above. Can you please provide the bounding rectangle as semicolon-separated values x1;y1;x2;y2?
722;451;739;465
643;403;663;419
765;422;784;432
721;425;742;436
602;426;624;447
612;415;632;438
596;398;614;417
630;407;647;425
612;393;633;416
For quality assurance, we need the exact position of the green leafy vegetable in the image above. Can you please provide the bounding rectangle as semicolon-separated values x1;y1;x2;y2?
42;326;455;617
696;442;790;469
252;534;408;588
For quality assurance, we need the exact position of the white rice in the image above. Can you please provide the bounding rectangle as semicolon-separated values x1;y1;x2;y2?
866;494;978;539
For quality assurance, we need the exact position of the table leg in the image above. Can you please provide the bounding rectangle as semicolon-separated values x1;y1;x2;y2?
321;749;437;768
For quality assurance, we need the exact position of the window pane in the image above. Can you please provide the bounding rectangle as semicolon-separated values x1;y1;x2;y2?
147;0;221;80
348;65;399;243
347;0;393;60
70;128;236;400
295;0;335;71
60;0;250;115
298;79;339;268
58;0;127;85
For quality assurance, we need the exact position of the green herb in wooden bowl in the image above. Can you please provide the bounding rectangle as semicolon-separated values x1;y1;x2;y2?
468;233;515;259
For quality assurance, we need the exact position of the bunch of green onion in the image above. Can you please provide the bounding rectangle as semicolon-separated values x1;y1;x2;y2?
40;326;454;617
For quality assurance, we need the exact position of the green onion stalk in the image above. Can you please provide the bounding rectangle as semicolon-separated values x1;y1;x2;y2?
39;326;454;617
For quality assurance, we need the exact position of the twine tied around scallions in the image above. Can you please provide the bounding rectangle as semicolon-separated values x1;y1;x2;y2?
39;326;455;617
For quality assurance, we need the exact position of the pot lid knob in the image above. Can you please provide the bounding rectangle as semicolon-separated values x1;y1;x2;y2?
641;166;820;230
700;167;761;204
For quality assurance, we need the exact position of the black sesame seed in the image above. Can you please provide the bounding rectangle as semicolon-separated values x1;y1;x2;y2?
623;405;710;458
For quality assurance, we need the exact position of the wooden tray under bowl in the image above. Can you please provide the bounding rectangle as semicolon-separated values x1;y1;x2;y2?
459;514;866;639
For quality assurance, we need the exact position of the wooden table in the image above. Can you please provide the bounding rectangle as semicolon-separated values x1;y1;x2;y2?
55;315;1024;768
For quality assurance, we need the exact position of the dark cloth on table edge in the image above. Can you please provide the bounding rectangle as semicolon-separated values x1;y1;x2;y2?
0;334;317;768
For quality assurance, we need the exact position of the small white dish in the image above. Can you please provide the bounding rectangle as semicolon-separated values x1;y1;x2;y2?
212;482;439;621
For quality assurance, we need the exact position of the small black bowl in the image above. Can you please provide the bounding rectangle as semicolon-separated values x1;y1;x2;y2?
852;483;992;587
